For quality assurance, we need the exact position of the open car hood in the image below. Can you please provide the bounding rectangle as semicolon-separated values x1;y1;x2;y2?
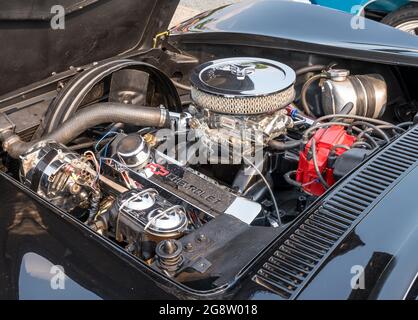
0;0;179;95
169;1;418;67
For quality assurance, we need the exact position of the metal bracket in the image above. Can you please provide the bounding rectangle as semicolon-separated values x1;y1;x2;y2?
153;31;170;48
190;256;212;274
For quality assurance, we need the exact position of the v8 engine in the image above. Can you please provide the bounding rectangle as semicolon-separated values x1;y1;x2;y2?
0;54;409;291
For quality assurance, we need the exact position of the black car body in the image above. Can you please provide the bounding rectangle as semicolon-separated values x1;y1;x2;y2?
0;0;417;300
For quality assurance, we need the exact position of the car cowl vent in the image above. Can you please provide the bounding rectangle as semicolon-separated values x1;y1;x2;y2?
252;126;418;299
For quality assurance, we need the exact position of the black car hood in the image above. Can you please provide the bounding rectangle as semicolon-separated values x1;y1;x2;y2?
0;0;179;95
169;0;418;67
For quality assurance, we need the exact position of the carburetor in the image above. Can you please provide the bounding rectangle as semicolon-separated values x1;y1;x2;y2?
188;57;296;152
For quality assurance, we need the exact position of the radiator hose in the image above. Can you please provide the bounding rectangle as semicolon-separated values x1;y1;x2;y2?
0;102;169;158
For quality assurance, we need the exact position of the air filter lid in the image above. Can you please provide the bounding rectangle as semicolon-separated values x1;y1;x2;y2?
190;58;296;115
191;57;295;97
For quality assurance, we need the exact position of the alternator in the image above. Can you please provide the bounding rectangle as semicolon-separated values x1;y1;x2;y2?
20;142;97;213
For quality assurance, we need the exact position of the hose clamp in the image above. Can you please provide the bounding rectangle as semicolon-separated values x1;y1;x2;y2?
159;106;168;127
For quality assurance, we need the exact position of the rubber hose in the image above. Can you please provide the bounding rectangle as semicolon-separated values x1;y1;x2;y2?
351;121;390;143
284;170;302;188
311;139;329;189
268;139;302;151
42;59;181;135
397;121;414;129
313;114;394;126
301;73;327;116
1;103;169;158
295;65;326;76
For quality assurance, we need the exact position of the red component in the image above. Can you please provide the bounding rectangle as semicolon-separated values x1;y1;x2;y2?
296;125;356;196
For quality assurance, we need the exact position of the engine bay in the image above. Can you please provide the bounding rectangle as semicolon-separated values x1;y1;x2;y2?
0;51;415;291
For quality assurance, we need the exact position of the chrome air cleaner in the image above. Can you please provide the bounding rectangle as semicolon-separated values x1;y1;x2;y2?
190;57;296;115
